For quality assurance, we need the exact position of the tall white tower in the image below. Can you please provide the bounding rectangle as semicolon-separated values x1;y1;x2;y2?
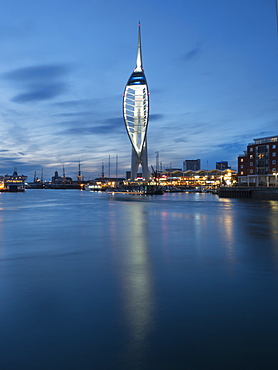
123;22;150;181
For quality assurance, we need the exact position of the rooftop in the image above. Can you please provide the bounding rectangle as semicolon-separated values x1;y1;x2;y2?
248;135;278;146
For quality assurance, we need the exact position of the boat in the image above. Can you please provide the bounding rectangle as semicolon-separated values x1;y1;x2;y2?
84;184;104;191
2;171;27;192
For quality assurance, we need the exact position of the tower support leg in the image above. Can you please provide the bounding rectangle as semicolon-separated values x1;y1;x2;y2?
131;147;140;180
131;142;151;181
141;142;150;181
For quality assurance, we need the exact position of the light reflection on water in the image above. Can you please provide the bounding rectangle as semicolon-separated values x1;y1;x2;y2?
0;190;278;369
110;201;154;360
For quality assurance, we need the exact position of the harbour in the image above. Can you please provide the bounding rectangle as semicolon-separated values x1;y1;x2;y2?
0;190;278;369
0;2;277;369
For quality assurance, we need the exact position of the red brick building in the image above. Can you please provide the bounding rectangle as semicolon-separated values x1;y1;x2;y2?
238;135;278;186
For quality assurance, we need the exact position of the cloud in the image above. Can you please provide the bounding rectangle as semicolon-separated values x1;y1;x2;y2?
174;138;189;143
56;117;125;136
3;64;71;103
254;131;276;139
149;114;164;121
216;142;246;153
53;100;92;108
0;160;43;176
4;65;69;81
54;111;93;118
12;83;67;103
182;45;202;61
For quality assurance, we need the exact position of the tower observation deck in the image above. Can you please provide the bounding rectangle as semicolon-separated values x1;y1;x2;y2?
123;22;150;181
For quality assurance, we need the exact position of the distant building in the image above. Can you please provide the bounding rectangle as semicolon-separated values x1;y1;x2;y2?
183;159;201;171
216;161;229;171
51;171;72;185
238;135;278;186
126;171;142;180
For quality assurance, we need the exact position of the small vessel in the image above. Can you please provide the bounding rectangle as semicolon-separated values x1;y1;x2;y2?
84;184;103;191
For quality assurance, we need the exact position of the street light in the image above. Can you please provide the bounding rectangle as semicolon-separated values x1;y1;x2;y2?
273;172;278;186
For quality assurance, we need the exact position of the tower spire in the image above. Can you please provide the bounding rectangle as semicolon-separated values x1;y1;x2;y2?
135;21;143;72
123;22;150;181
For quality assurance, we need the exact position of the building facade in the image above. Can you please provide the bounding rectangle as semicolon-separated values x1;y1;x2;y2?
216;161;229;170
183;159;201;171
51;171;72;185
238;135;278;186
123;22;150;181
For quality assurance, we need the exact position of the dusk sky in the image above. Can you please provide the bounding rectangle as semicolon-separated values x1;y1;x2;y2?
0;0;277;180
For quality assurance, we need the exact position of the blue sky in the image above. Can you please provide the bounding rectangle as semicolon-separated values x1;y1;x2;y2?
0;0;277;180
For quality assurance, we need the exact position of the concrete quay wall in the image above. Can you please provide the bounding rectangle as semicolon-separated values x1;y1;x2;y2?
219;187;278;200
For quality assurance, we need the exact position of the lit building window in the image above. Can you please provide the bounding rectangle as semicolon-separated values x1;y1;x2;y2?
241;158;243;162
250;155;253;159
241;171;244;175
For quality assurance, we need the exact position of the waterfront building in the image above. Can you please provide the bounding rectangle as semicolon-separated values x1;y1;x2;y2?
0;176;5;191
123;22;150;181
238;135;278;186
216;161;229;170
125;171;143;181
158;168;236;188
51;171;72;185
183;159;201;171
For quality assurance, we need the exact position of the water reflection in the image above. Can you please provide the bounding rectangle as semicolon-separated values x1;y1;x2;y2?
267;201;278;263
108;198;154;359
268;201;278;237
218;199;236;263
149;196;237;264
0;212;3;257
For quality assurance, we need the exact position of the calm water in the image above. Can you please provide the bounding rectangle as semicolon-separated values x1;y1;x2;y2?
0;190;278;369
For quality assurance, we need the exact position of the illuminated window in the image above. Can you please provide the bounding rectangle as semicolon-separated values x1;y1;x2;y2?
241;171;244;175
240;158;243;162
250;155;253;159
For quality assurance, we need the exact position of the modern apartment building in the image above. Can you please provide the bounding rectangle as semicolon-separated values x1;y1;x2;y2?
238;135;278;186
